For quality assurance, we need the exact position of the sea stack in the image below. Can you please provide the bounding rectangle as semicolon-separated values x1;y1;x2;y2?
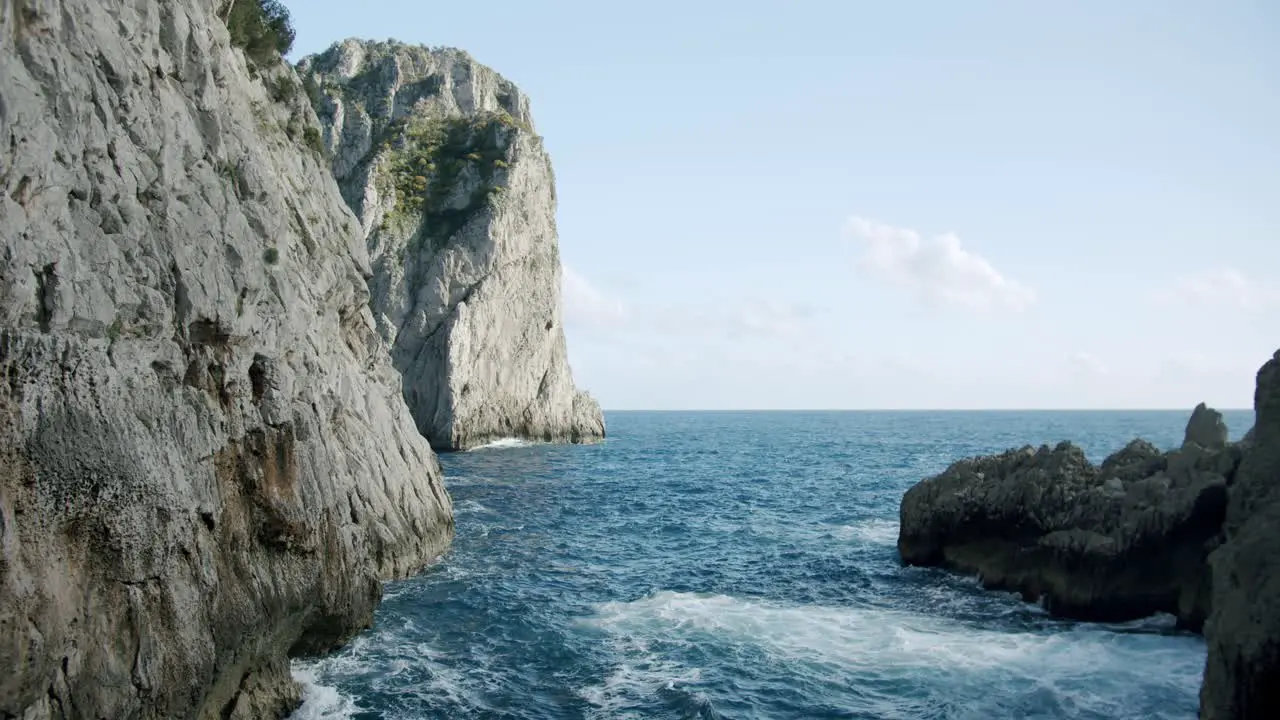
0;2;452;716
297;40;606;451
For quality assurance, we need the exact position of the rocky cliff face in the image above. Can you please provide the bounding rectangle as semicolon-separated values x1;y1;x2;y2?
898;351;1280;719
0;2;452;718
297;40;605;451
1201;351;1280;719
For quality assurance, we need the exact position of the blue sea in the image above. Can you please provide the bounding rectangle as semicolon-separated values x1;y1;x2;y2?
291;410;1253;720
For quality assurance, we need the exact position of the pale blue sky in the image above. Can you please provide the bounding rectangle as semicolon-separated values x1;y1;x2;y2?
287;0;1279;411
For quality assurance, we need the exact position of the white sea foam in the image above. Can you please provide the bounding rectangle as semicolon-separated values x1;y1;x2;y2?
579;591;1205;717
577;635;708;720
288;618;495;719
454;498;490;515
832;518;900;545
469;437;534;450
290;663;359;719
588;590;1200;673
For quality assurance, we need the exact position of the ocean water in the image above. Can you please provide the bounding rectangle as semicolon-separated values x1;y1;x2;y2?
292;410;1253;720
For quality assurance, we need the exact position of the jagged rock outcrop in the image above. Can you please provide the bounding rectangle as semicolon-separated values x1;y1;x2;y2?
898;406;1242;630
1186;401;1230;450
1;2;452;718
898;350;1280;719
296;40;605;451
1201;350;1280;719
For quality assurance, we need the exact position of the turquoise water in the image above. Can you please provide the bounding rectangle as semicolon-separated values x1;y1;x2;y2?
293;410;1252;719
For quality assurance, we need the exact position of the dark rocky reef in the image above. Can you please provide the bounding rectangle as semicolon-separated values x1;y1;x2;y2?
898;404;1239;630
898;350;1280;719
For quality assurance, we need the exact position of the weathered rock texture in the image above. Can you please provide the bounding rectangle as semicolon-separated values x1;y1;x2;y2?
1201;351;1280;719
898;405;1240;630
898;350;1280;719
297;40;605;451
1;2;452;718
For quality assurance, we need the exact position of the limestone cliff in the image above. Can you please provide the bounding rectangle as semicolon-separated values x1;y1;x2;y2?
297;40;605;451
0;2;452;718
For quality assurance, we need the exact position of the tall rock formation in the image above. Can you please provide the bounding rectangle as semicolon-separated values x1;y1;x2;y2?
1;2;452;718
297;40;605;451
1201;350;1280;719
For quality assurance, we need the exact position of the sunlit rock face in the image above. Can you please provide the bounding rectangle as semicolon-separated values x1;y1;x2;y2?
300;40;605;451
0;3;452;717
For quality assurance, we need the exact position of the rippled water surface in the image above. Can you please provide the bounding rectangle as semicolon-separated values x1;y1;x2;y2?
293;410;1252;719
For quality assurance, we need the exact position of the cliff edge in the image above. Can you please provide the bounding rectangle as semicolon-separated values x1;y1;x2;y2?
298;40;605;451
1201;351;1280;719
1;1;452;717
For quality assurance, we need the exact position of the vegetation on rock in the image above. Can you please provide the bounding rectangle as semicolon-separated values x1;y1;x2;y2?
302;126;324;155
376;111;525;254
225;0;296;67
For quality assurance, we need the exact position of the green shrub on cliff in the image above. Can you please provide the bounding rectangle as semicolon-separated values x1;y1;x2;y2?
377;112;519;252
226;0;296;66
303;126;324;155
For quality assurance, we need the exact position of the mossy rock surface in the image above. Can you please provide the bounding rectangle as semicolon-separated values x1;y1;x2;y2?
376;111;524;254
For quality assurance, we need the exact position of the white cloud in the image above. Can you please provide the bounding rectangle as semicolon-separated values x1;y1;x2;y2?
1161;351;1257;378
846;216;1035;312
1069;351;1109;376
1160;268;1279;310
614;296;818;342
561;265;626;330
730;300;815;338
